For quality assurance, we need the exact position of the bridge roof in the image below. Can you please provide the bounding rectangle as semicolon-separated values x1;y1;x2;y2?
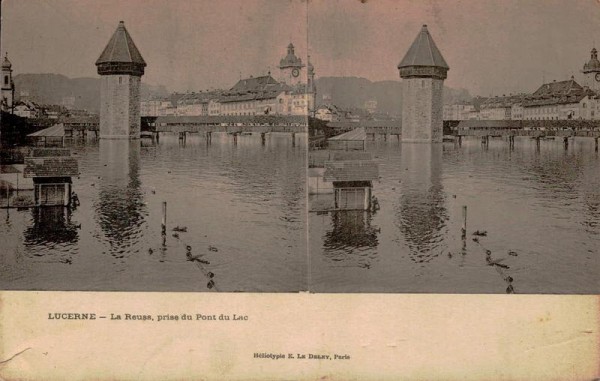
155;115;307;125
398;25;449;69
329;127;367;141
96;21;146;66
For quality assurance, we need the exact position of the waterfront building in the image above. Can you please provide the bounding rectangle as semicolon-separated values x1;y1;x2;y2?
1;53;15;113
13;100;40;118
364;100;378;114
24;124;79;207
208;99;221;116
443;104;476;120
177;91;215;116
522;78;593;120
479;94;525;120
315;104;338;122
96;21;146;139
398;25;449;143
324;128;379;211
219;75;291;116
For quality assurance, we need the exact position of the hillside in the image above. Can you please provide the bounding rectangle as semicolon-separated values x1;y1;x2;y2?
315;76;472;115
13;73;168;113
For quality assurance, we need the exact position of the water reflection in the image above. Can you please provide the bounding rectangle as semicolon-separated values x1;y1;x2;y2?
24;207;79;259
95;140;147;257
322;210;380;267
395;144;448;263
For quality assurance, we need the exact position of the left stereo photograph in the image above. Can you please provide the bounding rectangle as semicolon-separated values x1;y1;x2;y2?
0;0;310;292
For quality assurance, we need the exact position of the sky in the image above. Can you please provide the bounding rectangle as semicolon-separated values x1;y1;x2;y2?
3;0;600;96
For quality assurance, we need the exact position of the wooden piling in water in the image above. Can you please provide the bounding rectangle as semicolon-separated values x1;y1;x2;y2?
563;136;569;150
292;132;296;147
161;201;167;235
461;205;467;240
261;132;266;145
595;137;598;152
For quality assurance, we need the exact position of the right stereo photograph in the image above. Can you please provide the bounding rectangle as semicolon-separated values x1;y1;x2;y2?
308;0;600;294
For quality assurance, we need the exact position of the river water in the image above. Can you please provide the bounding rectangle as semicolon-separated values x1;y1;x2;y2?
310;137;600;294
0;133;307;292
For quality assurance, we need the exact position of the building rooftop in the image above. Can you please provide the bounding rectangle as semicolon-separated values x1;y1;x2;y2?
230;75;280;93
522;78;595;106
398;25;449;69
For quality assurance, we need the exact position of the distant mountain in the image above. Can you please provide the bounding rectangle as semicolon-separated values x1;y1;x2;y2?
315;76;472;115
13;73;168;113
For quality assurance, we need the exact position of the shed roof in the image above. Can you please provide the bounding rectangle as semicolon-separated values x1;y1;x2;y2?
23;157;79;178
324;160;379;182
28;124;65;137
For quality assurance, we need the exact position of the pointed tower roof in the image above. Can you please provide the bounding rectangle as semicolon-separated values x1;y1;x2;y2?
583;47;600;73
279;42;304;69
96;21;146;76
398;25;448;69
398;25;448;80
2;53;12;70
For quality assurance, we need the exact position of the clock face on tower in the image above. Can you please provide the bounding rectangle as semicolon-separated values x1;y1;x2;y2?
292;68;300;78
595;73;600;82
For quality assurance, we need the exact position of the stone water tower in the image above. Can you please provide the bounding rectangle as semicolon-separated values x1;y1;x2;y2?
96;21;146;139
398;25;449;143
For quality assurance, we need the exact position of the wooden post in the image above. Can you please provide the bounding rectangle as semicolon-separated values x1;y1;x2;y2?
161;201;167;235
461;205;467;240
458;135;462;147
292;132;296;147
535;136;540;151
261;133;266;145
563;136;568;150
595;137;598;152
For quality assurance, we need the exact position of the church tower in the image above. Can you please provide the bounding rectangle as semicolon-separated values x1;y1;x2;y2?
1;53;15;113
279;43;305;86
96;21;146;139
398;25;449;143
582;47;600;92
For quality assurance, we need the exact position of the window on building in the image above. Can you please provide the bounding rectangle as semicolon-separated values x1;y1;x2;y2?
4;75;8;85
